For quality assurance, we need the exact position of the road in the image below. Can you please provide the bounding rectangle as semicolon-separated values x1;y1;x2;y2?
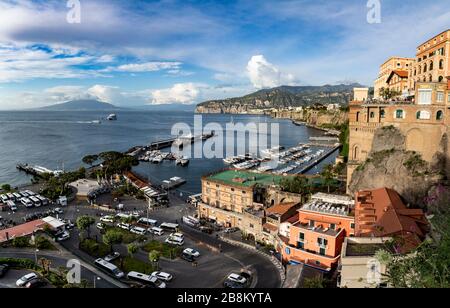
0;249;120;288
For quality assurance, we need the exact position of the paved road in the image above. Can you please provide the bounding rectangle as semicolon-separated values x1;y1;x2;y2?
0;249;120;288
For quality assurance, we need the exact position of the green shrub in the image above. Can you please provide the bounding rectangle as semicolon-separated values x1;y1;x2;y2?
12;237;31;248
114;256;155;275
0;258;39;270
142;241;182;259
79;238;110;258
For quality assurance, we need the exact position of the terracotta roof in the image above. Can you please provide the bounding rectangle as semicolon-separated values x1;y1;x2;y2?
0;219;46;243
124;171;149;189
386;70;409;83
263;223;278;232
266;202;299;216
355;188;428;252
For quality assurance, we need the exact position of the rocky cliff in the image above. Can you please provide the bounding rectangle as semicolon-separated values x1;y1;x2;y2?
195;84;361;114
349;126;447;207
272;109;348;127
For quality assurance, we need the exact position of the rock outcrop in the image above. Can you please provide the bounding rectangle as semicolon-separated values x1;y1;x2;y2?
349;126;446;207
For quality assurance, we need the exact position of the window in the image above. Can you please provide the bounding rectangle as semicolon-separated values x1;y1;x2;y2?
430;61;434;70
350;223;355;229
418;89;432;105
440;59;445;70
330;224;336;230
417;110;431;120
297;242;304;250
395;109;405;119
319;248;326;256
299;233;305;241
249;224;254;229
370;112;375;119
309;220;315;228
380;109;386;118
437;110;444;121
438;76;444;83
424;63;427;73
356;112;360;122
437;92;445;103
448;93;450;103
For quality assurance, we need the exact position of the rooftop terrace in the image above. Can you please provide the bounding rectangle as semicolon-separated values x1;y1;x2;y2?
205;169;288;188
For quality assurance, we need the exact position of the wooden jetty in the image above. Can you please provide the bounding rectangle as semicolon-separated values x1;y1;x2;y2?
295;144;342;174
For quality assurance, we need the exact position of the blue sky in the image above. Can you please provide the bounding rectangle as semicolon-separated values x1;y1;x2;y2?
0;0;449;109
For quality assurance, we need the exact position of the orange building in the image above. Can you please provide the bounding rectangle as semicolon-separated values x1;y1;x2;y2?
386;70;409;94
280;194;355;272
355;188;429;253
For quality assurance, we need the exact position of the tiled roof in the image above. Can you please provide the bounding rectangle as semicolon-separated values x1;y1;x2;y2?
266;202;299;216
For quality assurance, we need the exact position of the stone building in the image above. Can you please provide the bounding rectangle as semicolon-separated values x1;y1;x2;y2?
348;30;450;187
374;57;414;99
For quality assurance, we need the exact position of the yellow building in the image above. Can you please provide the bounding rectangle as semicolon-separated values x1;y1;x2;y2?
374;57;414;99
410;30;450;91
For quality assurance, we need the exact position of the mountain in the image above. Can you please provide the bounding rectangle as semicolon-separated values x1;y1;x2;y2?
196;83;365;114
38;99;123;111
130;103;197;112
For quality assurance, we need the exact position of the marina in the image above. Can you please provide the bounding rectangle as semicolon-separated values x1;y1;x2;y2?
16;163;64;178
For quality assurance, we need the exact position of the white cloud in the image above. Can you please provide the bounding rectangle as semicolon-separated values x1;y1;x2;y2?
114;62;182;73
87;85;122;103
151;83;201;105
246;55;296;89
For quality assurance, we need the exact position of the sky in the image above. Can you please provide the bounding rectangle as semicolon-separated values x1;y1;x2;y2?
0;0;449;109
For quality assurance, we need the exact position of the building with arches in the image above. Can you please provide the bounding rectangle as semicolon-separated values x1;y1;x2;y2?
348;30;450;188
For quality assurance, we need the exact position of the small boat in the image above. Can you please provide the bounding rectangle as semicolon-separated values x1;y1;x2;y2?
176;156;190;167
92;120;101;124
152;155;164;164
107;114;117;121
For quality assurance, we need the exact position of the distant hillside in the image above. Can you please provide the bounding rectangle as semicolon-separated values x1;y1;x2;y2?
38;99;122;111
131;103;196;112
196;83;364;114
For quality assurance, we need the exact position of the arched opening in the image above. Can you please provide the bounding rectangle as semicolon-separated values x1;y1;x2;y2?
429;74;433;82
429;61;434;71
395;109;404;119
353;146;360;161
424;63;427;73
439;59;444;70
437;110;444;121
356;112;360;122
438;76;444;83
416;111;421;119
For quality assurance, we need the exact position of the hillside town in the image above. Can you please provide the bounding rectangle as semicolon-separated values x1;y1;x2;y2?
1;28;450;290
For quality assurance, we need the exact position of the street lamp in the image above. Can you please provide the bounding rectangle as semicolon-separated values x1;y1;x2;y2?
34;249;39;264
93;276;101;288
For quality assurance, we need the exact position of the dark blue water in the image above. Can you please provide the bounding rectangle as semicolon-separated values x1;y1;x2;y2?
0;111;335;193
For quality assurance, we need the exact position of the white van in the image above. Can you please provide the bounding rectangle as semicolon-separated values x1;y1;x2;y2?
150;227;164;236
0;194;8;203
127;271;166;288
137;217;158;227
130;226;147;236
94;258;125;279
165;236;184;246
21;198;34;208
6;200;17;211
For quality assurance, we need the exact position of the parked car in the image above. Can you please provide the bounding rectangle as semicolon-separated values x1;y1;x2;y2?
180;252;195;263
56;231;70;242
117;222;131;231
0;264;9;278
25;278;47;289
224;227;239;234
165;236;184;246
16;273;39;287
64;220;75;230
130;226;147;235
227;273;247;285
100;216;115;223
183;248;200;258
96;222;106;230
54;208;63;215
151;271;173;282
104;252;120;262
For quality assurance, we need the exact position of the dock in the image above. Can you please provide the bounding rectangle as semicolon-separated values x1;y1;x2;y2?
309;136;339;142
17;163;63;177
295;144;341;174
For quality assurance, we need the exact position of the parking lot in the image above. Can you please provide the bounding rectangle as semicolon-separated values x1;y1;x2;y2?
1;188;282;288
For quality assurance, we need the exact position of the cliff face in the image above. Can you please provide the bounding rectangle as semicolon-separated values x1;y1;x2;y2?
349;126;446;207
195;84;361;114
272;109;348;126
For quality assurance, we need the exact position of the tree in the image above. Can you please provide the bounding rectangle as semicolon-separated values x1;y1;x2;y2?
103;230;124;253
82;155;98;166
379;87;402;100
303;276;326;288
127;243;138;258
321;164;336;193
280;175;311;198
148;250;161;270
1;184;12;192
76;216;96;239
